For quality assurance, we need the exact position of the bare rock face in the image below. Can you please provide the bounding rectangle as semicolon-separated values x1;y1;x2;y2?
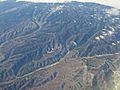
0;1;120;90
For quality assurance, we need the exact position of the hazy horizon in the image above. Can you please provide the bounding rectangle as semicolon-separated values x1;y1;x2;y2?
15;0;120;9
0;0;120;9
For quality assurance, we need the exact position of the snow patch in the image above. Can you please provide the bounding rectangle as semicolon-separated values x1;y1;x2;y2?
73;20;76;23
117;41;120;44
99;35;104;39
110;27;115;32
89;22;92;25
112;43;116;46
102;32;107;36
114;18;120;20
95;36;100;40
108;30;114;36
71;41;77;46
106;8;120;16
51;5;64;12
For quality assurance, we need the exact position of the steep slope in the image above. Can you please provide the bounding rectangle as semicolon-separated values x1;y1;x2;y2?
0;1;120;90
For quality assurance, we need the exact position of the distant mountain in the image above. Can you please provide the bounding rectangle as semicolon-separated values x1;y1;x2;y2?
0;1;120;90
0;0;16;2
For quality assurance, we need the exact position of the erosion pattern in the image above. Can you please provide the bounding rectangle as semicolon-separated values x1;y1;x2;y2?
0;1;120;90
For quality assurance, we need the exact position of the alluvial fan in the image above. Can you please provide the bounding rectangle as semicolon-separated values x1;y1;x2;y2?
0;1;120;90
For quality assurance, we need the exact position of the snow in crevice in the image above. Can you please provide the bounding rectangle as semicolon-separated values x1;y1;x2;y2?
94;26;117;41
102;31;107;36
112;42;116;46
78;4;84;7
73;20;77;23
89;22;92;25
58;11;63;14
99;35;104;39
107;30;114;36
114;18;120;20
71;41;77;46
95;28;115;41
95;36;100;40
111;41;120;46
102;27;115;36
90;15;94;17
109;27;115;32
95;35;105;41
112;41;120;46
117;41;120;44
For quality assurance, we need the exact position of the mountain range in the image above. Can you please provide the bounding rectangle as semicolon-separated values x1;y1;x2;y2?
0;1;120;90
